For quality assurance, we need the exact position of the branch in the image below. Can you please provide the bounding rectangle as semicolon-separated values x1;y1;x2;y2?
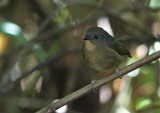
36;50;160;113
0;46;81;97
0;44;24;59
0;11;55;59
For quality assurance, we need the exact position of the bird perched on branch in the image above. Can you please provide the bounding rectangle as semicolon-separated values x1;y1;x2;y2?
82;27;132;79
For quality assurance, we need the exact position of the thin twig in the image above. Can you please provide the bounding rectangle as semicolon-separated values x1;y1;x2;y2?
0;46;81;97
0;46;29;86
0;10;56;59
36;50;160;113
0;44;24;59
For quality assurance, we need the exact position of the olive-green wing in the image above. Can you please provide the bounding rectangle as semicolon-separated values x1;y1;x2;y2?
107;40;132;57
115;35;132;43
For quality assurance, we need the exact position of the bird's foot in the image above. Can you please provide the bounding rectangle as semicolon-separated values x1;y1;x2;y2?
116;69;122;79
91;80;98;93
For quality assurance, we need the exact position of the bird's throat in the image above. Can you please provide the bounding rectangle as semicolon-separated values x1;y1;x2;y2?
85;41;97;51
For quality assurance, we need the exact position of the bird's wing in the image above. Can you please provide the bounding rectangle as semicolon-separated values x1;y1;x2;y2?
107;40;132;57
115;35;132;43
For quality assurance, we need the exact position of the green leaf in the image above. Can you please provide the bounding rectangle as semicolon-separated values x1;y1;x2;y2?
31;44;49;61
49;37;65;55
53;8;69;24
0;22;27;43
135;97;151;111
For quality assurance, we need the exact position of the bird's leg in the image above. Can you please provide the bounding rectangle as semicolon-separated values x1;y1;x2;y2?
91;80;98;93
116;66;122;79
91;71;98;93
92;71;98;80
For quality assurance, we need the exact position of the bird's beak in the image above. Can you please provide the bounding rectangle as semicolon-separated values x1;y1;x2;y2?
83;37;89;40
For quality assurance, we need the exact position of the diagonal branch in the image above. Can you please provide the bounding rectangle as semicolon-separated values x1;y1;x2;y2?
0;46;81;97
36;50;160;113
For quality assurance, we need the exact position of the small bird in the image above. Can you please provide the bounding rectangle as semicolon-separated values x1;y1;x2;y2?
82;27;132;79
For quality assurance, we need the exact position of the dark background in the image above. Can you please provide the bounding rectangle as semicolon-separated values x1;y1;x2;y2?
0;0;160;113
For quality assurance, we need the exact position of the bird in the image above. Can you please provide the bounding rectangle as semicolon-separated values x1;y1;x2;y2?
82;27;132;79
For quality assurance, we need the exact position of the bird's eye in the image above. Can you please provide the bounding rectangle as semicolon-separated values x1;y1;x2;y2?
94;35;98;39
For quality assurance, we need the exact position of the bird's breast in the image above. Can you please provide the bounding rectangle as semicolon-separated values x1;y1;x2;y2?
82;41;123;71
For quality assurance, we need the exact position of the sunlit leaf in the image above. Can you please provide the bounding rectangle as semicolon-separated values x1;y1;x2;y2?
0;22;26;43
135;97;151;111
53;8;69;24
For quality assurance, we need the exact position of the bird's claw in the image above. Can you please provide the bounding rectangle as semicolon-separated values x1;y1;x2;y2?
116;69;122;79
91;80;98;93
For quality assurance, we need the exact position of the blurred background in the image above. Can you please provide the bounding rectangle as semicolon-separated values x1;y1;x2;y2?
0;0;160;113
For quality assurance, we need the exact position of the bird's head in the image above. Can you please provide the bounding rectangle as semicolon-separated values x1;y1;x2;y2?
83;27;112;46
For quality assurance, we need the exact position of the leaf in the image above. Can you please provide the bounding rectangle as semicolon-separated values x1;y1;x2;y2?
31;44;49;61
135;97;151;111
53;8;69;24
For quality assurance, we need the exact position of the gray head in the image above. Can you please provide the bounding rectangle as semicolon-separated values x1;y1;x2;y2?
83;27;113;46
